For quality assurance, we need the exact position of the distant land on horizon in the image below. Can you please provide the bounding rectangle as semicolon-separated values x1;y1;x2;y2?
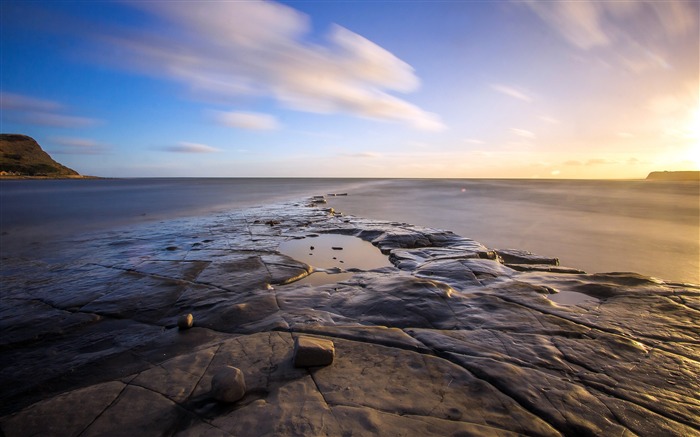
646;171;700;181
0;134;87;178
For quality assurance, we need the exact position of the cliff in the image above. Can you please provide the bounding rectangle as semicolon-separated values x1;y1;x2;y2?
0;134;79;177
646;171;700;181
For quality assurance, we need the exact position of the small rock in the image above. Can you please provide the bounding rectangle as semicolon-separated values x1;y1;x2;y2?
293;336;335;367
177;313;194;330
495;249;559;266
211;366;246;403
332;247;343;251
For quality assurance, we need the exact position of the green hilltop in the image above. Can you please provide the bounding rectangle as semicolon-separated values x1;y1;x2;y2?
0;134;80;177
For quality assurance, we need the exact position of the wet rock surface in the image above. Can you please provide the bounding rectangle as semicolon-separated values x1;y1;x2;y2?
1;197;699;436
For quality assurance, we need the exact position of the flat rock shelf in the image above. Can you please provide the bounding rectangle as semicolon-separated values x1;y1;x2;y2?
1;197;699;436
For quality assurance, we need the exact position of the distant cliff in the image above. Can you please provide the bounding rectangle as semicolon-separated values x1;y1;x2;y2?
646;171;700;181
0;134;80;177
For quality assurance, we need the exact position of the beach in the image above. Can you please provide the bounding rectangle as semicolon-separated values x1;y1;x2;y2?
1;180;699;436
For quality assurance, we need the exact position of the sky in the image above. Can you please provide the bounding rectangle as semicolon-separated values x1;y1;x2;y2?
1;0;698;178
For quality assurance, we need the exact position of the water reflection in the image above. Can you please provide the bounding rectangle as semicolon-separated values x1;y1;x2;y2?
278;233;391;285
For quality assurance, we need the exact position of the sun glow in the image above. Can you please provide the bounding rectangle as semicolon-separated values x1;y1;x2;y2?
683;107;700;168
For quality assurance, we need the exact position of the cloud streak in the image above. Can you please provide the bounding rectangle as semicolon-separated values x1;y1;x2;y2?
340;152;382;159
50;136;110;154
163;142;222;154
522;0;698;71
490;84;532;102
510;128;535;139
214;111;280;131
1;92;63;112
100;2;444;131
1;92;99;128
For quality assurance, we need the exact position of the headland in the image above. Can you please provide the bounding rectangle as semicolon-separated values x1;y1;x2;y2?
646;171;700;181
0;134;96;179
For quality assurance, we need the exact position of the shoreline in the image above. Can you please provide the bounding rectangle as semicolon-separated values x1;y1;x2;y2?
0;175;103;180
1;196;699;435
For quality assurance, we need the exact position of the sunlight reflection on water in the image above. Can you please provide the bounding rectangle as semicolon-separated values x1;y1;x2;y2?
327;179;700;284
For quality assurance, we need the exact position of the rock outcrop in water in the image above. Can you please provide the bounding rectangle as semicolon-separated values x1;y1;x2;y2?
1;198;698;436
0;134;80;177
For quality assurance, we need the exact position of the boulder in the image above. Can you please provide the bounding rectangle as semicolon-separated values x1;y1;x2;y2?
211;366;246;403
293;336;335;367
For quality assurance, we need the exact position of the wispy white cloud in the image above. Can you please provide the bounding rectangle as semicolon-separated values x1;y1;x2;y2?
1;92;63;112
50;136;109;154
97;2;444;131
566;158;627;167
586;158;615;166
539;115;560;124
490;84;532;102
1;91;99;128
510;128;535;139
53;137;101;148
522;0;697;71
464;138;486;145
523;1;609;50
214;111;280;130
163;142;221;153
21;113;98;128
340;152;382;158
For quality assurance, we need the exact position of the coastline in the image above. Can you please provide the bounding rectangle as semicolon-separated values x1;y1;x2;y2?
1;195;698;436
0;175;103;180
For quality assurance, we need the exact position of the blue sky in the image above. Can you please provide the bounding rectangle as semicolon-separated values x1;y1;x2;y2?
1;0;698;178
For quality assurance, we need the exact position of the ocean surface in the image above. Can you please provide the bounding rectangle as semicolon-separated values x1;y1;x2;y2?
1;178;698;284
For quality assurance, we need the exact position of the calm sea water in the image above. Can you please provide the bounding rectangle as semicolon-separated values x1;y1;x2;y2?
1;178;698;283
327;179;699;284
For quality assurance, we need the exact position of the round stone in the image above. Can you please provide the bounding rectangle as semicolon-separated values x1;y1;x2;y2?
177;313;194;330
211;366;246;403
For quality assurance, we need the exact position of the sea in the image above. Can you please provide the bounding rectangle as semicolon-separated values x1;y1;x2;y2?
1;178;698;284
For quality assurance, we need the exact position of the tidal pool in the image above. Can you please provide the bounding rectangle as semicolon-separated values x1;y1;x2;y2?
548;290;600;306
279;233;392;285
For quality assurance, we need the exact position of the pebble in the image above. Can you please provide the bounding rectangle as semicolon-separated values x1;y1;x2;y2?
177;313;194;330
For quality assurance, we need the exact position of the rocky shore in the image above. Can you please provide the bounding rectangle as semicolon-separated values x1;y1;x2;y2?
1;197;699;436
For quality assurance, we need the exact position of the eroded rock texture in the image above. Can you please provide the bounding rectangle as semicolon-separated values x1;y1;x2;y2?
1;198;698;436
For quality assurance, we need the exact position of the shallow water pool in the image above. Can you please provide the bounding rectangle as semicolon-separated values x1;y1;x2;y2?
278;233;391;285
